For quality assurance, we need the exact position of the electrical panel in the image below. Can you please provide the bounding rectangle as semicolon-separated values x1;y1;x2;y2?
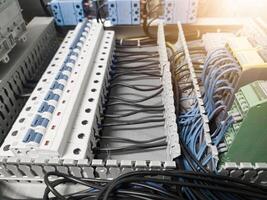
199;26;267;181
164;0;198;24
1;6;267;197
0;0;26;63
220;81;267;163
50;0;85;26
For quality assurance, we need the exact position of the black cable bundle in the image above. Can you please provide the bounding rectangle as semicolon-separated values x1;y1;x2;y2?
94;40;167;157
43;170;267;200
40;0;51;16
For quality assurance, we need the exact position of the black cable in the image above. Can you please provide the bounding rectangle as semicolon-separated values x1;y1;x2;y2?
117;189;177;200
114;61;160;68
95;0;106;26
99;171;267;200
116;39;157;47
101;118;164;127
115;53;159;58
43;170;267;200
115;68;161;74
98;136;166;144
115;50;159;55
108;88;162;104
44;172;106;200
115;67;160;72
103;110;163;118
130;182;181;199
40;0;51;16
111;76;161;82
96;141;167;153
114;56;160;64
106;102;163;109
109;83;162;92
111;71;161;78
114;69;161;75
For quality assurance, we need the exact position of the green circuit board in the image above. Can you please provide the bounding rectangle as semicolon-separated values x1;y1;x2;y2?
220;81;267;164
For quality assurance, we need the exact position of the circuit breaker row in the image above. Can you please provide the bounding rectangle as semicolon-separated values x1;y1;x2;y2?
50;0;199;26
0;20;114;161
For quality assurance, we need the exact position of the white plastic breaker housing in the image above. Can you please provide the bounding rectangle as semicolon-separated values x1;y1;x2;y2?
0;20;115;160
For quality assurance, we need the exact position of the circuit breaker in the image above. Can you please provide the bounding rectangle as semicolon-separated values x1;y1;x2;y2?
50;0;85;26
107;0;140;25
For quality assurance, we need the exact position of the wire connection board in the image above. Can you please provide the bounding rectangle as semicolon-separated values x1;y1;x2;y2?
190;25;267;183
0;0;26;63
0;17;58;145
202;33;267;90
97;22;179;162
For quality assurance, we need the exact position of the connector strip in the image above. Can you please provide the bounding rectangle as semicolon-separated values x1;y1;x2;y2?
158;21;180;160
62;30;115;160
0;157;176;181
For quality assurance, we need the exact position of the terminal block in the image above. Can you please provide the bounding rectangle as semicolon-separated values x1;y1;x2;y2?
227;36;267;89
221;81;267;163
50;0;85;26
107;0;140;25
0;0;26;63
203;35;267;110
163;0;198;24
